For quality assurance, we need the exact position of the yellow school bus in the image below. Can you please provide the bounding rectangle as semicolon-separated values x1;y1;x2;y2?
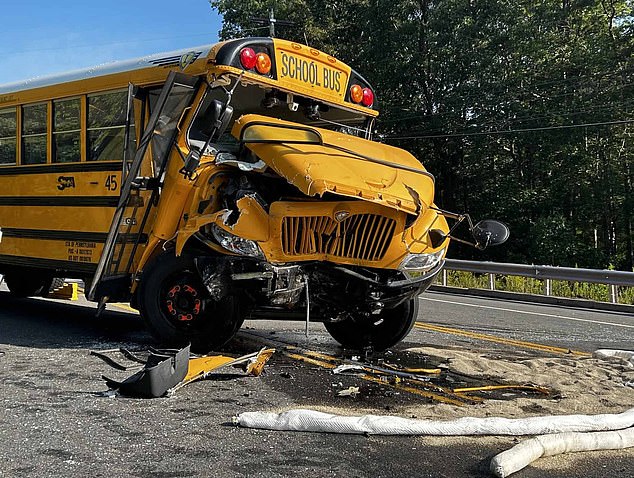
0;37;507;351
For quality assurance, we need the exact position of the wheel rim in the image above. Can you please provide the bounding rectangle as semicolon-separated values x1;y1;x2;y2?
159;271;206;328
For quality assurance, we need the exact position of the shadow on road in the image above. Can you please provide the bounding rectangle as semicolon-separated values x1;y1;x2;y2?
0;291;151;349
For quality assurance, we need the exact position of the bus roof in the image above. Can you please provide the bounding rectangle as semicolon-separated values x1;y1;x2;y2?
0;45;213;95
0;37;377;116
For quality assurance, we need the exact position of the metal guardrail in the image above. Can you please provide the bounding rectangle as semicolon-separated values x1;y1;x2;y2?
441;259;634;304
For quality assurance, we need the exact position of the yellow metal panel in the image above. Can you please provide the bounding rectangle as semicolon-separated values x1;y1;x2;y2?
221;196;270;242
0;169;122;197
0;206;114;232
232;115;434;216
0;236;103;264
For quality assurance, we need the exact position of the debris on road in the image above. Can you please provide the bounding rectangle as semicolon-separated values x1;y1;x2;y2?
102;345;190;398
337;386;360;397
93;345;275;398
171;347;275;393
278;342;549;404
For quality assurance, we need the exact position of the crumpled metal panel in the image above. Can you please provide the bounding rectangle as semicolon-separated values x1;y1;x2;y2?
232;115;435;216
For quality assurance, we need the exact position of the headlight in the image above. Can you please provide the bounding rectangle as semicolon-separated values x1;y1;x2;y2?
210;224;264;259
398;248;446;275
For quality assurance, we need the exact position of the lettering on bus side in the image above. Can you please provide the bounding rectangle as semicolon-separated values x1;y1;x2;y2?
65;240;96;263
57;176;76;190
0;94;16;105
279;52;342;94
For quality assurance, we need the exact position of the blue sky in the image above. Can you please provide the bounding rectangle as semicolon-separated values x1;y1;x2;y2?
0;0;223;85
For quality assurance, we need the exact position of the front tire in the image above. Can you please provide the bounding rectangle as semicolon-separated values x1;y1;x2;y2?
137;252;244;353
324;298;419;351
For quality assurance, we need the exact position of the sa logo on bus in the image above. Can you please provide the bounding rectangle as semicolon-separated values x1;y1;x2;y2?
57;176;76;190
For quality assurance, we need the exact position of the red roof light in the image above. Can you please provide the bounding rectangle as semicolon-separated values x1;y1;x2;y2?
239;47;257;70
362;88;374;107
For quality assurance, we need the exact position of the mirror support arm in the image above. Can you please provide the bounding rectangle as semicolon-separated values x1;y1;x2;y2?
431;207;494;250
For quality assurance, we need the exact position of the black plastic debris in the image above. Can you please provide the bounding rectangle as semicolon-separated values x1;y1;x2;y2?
102;345;190;398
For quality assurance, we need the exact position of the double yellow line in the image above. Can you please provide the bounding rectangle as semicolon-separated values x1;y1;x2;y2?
414;322;591;357
241;332;478;406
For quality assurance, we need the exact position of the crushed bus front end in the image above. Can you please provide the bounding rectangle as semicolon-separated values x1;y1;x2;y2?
131;37;452;352
161;114;449;352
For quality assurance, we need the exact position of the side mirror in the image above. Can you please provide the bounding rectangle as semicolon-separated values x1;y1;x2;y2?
471;220;510;249
182;101;234;180
214;104;234;140
202;99;233;140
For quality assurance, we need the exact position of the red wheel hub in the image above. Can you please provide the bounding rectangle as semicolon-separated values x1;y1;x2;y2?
162;282;202;322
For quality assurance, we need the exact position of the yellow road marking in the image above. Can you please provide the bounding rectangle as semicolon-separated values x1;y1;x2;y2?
452;384;550;395
414;322;591;356
285;352;337;369
281;343;472;406
359;374;469;406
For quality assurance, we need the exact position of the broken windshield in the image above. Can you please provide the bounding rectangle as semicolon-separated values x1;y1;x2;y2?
187;77;371;155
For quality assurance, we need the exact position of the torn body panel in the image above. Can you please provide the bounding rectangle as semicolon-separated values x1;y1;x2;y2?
231;115;435;216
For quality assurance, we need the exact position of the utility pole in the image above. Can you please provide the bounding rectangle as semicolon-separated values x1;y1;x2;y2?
250;7;294;38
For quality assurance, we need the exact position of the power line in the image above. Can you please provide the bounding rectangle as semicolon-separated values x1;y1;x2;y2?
385;119;634;140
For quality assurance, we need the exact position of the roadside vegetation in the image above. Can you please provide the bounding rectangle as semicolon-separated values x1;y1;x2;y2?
441;270;634;304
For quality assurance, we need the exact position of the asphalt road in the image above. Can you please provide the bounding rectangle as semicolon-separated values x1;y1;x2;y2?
415;291;634;353
0;285;632;478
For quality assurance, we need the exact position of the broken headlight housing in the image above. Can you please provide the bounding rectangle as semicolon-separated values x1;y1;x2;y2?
210;224;264;259
398;248;446;277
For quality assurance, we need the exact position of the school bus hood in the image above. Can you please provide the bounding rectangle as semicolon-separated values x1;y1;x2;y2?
231;115;435;215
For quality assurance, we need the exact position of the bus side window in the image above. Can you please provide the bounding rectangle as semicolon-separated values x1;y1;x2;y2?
22;103;47;165
0;108;17;165
87;91;129;161
53;98;81;163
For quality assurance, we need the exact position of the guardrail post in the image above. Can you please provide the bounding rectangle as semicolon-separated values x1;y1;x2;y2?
489;273;495;291
610;285;618;304
544;279;552;297
442;269;447;287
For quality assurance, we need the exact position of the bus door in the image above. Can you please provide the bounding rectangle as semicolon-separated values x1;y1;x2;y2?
88;71;201;302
